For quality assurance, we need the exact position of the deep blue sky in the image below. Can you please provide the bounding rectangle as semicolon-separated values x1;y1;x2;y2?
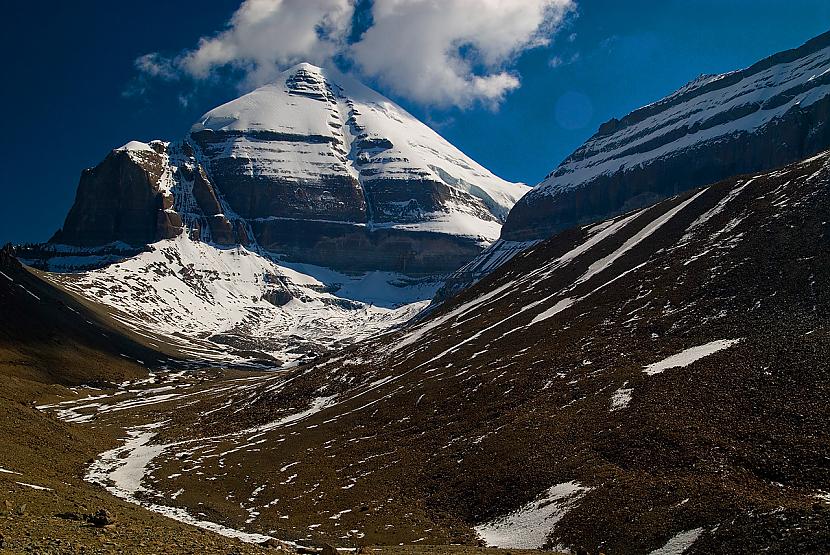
2;1;829;244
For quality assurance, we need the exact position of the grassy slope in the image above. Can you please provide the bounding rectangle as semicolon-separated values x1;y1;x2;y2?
0;248;274;553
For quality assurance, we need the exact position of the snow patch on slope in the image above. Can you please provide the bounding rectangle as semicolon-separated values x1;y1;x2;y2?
648;528;705;555
116;140;155;153
610;383;633;411
475;481;590;549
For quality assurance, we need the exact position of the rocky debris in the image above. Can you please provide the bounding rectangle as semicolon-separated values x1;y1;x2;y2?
320;543;338;555
14;241;149;272
3;500;26;516
87;508;116;527
55;511;84;521
686;506;830;554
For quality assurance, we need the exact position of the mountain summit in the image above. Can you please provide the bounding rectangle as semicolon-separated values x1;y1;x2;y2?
53;63;528;275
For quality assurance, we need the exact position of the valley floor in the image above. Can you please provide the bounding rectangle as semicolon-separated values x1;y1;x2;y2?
0;371;269;554
6;153;830;553
0;367;552;555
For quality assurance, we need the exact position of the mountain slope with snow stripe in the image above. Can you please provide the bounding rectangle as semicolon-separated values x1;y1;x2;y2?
149;150;830;551
503;30;830;242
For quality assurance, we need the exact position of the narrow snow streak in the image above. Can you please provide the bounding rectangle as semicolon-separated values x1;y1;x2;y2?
15;482;52;491
644;339;742;375
681;179;752;242
392;280;516;352
575;189;708;287
529;298;574;325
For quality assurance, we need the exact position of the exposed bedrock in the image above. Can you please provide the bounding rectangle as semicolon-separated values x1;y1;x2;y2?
250;219;482;275
190;129;367;223
52;145;181;247
177;162;248;246
363;178;497;224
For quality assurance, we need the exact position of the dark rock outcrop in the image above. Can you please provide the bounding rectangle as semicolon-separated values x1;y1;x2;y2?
178;162;247;245
52;144;182;246
190;129;368;223
250;219;483;275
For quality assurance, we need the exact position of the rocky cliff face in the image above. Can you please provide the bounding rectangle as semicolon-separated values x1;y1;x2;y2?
52;140;249;249
502;30;830;241
52;141;183;246
52;64;528;276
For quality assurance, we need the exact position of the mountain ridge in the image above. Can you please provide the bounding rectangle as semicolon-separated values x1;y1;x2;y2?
502;29;830;242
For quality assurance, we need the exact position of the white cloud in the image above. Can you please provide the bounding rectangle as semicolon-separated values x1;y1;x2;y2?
135;0;575;109
140;0;354;90
549;51;580;68
350;0;575;108
182;0;353;88
134;53;178;80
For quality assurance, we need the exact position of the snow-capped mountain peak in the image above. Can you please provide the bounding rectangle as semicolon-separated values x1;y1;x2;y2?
53;63;529;276
191;62;528;233
38;63;531;365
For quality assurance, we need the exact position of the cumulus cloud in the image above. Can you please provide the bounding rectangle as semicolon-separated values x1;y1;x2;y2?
135;0;575;109
180;0;354;88
137;0;353;90
351;0;574;108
